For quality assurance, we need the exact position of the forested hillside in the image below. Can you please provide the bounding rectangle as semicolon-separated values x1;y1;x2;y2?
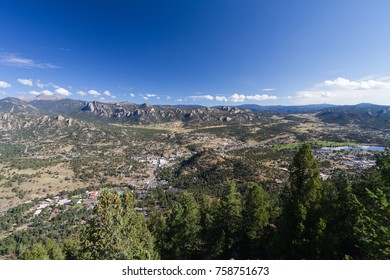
1;144;388;260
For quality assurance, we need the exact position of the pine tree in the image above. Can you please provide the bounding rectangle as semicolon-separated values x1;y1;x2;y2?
72;190;158;260
347;151;390;259
198;194;216;258
320;174;358;259
212;181;242;259
277;143;326;259
19;243;49;260
160;192;203;259
44;238;65;260
353;187;390;259
376;150;390;191
242;184;271;259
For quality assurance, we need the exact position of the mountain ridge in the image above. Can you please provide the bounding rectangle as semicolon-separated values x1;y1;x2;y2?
1;97;389;129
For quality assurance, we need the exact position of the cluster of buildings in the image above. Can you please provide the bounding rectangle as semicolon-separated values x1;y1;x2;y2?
32;191;99;218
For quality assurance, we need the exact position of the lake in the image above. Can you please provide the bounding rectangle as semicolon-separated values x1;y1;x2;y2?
320;146;386;152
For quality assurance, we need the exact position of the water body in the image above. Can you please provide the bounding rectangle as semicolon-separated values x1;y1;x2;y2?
321;146;386;152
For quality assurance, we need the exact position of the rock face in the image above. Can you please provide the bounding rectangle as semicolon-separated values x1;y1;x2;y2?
77;100;259;125
82;101;96;112
81;101;110;117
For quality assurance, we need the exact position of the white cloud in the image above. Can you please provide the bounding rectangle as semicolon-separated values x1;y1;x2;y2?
320;91;337;98
323;77;390;90
0;54;59;69
143;96;149;100
77;90;88;96
111;95;116;99
0;81;11;88
55;87;71;96
0;90;6;94
166;96;171;100
296;91;318;99
41;90;53;96
228;93;277;103
17;79;33;86
246;94;277;101
189;95;214;101
129;93;135;97
294;77;390;105
215;96;228;102
49;83;60;89
176;98;183;102
261;88;275;92
230;93;246;103
146;93;157;97
35;80;46;88
103;90;111;96
156;96;160;100
88;89;100;96
27;90;53;96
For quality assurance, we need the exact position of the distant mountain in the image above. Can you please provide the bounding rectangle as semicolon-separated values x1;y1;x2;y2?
24;99;258;125
30;98;84;115
1;97;389;129
0;97;39;115
0;98;78;133
234;104;338;113
316;103;390;129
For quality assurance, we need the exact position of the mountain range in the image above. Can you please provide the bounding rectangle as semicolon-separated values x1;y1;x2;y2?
0;97;389;129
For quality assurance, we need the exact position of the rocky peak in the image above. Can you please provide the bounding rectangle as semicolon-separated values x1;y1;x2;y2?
81;101;97;112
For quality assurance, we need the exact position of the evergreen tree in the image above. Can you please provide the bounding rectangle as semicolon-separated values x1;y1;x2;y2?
19;243;49;260
321;174;358;259
147;210;167;257
241;184;271;259
44;238;65;260
71;190;158;260
353;187;390;259
212;181;243;259
199;194;216;258
160;192;203;259
348;151;390;259
376;150;390;191
277;143;326;259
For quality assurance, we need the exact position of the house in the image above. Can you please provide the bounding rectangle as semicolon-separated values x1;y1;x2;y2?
33;209;42;217
57;199;71;206
88;191;98;199
37;203;49;210
50;208;59;219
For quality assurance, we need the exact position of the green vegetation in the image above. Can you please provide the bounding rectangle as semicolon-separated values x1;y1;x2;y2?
276;144;325;259
272;141;358;151
1;147;389;260
0;97;389;260
66;190;158;260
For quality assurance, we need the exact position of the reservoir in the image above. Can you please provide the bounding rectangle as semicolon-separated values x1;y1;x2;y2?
320;146;386;152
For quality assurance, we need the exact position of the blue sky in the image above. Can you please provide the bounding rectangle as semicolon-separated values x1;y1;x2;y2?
1;0;390;105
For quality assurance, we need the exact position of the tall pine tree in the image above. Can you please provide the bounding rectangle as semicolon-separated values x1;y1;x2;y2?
277;143;326;259
242;184;271;259
160;192;203;259
212;181;242;259
69;190;158;260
